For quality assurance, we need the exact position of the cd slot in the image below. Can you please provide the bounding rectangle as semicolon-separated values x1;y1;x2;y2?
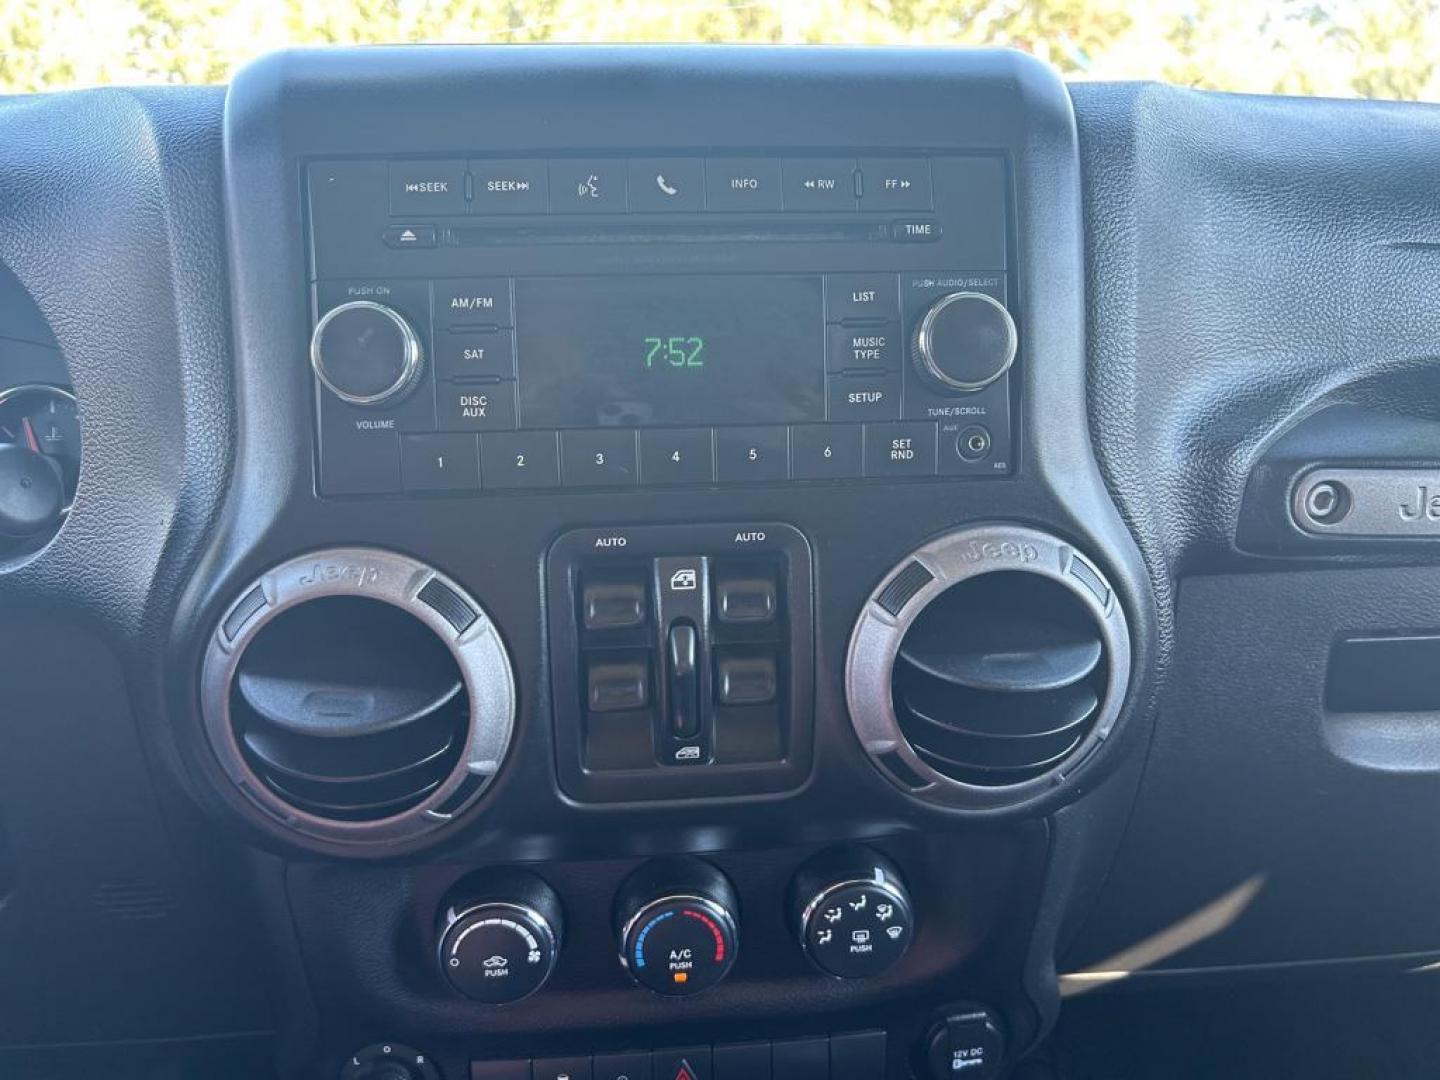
448;220;889;247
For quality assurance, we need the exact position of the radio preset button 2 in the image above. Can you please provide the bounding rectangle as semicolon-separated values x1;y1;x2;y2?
481;430;560;489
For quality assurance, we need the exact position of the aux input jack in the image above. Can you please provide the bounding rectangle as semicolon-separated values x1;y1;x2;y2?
955;425;992;462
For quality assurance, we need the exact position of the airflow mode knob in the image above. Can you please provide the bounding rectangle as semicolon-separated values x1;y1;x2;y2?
846;525;1131;812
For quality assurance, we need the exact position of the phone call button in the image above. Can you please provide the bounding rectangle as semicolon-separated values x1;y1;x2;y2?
628;158;705;212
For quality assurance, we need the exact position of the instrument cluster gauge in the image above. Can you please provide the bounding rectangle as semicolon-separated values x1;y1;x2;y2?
0;384;80;544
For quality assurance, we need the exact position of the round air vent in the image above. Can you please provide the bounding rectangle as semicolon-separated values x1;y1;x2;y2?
200;548;516;851
847;525;1131;811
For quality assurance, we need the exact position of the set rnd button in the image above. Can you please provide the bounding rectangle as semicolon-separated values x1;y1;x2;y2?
864;421;938;477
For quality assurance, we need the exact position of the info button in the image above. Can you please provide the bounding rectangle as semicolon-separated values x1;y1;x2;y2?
705;158;782;211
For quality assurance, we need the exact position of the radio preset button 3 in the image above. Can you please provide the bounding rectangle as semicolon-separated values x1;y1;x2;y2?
562;429;639;487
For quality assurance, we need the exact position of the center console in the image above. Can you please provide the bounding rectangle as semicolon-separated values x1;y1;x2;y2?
182;44;1157;1080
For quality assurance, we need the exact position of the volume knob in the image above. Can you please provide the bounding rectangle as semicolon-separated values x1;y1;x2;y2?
911;292;1016;394
310;300;424;407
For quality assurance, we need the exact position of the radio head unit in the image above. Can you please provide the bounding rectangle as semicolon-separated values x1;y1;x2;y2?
306;152;1015;495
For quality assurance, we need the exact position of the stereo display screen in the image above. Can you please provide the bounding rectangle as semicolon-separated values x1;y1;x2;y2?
515;274;826;428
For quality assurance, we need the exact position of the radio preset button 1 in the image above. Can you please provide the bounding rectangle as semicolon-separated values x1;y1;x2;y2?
401;433;481;492
782;157;857;211
825;274;900;324
640;428;715;486
628;158;704;212
790;424;863;480
827;372;901;421
435;330;516;382
705;158;782;211
434;278;513;328
827;324;901;374
562;429;639;487
864;421;938;477
549;159;627;213
470;159;548;214
715;426;788;483
857;157;933;211
438;382;518;431
481;430;561;489
389;159;467;216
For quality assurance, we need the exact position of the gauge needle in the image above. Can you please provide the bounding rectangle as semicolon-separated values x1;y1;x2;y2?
20;416;40;453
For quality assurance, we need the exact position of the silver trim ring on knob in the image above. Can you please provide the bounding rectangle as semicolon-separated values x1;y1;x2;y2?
915;291;1018;393
310;300;423;407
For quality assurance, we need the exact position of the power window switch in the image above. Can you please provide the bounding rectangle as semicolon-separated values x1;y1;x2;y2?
717;654;778;706
583;579;647;630
588;659;649;713
715;575;777;624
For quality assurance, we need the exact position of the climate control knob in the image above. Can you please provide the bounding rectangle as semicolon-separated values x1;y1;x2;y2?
790;847;915;979
911;291;1016;394
616;857;739;996
437;870;562;1005
310;300;424;407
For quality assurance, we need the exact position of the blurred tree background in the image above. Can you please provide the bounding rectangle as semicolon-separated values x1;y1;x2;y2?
1;0;1436;98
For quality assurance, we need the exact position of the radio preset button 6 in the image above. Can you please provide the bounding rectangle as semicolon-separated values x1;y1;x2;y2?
438;382;518;431
562;430;639;487
827;371;901;421
826;273;900;324
790;424;863;481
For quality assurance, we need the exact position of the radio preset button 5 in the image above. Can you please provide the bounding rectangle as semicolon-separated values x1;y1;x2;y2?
827;372;901;421
562;429;639;487
438;383;518;431
715;426;788;483
826;273;900;324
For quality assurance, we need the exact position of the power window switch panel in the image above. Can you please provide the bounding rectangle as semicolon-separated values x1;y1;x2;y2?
717;654;778;706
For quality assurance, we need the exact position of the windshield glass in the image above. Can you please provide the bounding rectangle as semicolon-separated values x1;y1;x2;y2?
2;0;1435;99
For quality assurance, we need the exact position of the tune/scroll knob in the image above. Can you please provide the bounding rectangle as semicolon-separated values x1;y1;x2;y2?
911;291;1017;394
310;300;424;407
616;857;740;997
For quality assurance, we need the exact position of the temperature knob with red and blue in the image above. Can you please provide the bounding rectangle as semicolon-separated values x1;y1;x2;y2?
616;857;740;997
